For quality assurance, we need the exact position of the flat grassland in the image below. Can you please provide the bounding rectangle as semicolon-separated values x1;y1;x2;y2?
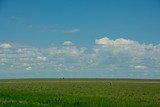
0;78;160;107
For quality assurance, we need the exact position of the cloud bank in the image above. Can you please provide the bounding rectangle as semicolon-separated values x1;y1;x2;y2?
0;37;160;79
0;43;12;49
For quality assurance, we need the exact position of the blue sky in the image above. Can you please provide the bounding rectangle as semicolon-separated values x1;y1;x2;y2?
0;0;160;79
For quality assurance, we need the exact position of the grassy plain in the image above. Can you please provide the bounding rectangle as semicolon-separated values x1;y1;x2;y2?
0;78;160;107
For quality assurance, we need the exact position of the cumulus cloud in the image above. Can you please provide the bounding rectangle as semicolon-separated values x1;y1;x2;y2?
62;41;74;46
95;37;112;45
0;43;12;48
95;37;136;45
114;38;136;45
0;37;160;79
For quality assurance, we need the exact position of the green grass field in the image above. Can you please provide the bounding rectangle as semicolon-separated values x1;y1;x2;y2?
0;78;160;107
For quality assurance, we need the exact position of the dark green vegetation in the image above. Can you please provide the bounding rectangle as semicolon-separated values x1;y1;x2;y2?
0;78;160;107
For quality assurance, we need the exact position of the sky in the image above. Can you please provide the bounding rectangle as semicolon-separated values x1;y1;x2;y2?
0;0;160;79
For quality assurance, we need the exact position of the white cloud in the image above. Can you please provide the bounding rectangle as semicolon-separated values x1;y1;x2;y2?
114;38;136;45
17;48;26;53
26;66;32;71
37;56;47;61
22;63;30;66
131;65;147;69
95;37;113;45
0;43;12;49
45;46;85;57
63;29;80;33
48;28;80;33
62;41;74;46
95;37;136;45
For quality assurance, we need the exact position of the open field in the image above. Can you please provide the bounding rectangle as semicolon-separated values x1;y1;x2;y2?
0;78;160;107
